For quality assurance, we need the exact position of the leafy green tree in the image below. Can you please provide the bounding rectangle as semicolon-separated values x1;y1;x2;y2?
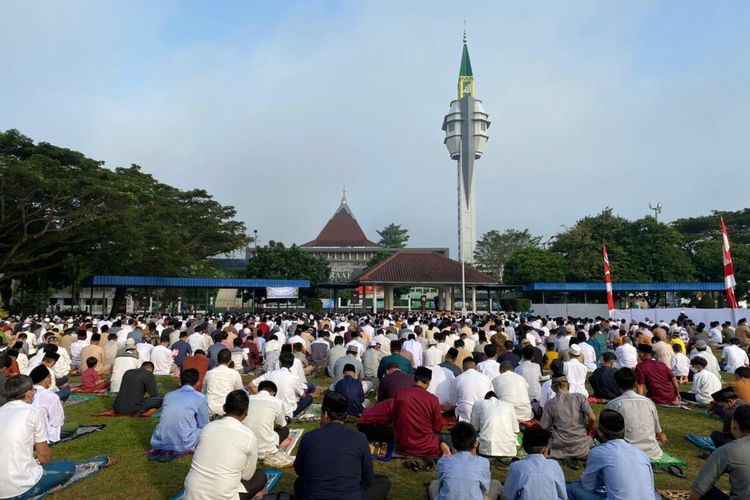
503;248;566;284
0;129;250;313
377;223;409;248
693;240;750;296
247;241;330;296
473;229;541;282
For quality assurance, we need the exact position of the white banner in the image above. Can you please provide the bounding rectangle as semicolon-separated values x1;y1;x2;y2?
266;287;299;299
531;303;750;324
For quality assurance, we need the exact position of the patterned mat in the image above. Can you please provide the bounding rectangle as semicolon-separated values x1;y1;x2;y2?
54;425;106;445
29;455;110;499
279;428;303;455
293;404;322;423
63;394;96;407
170;469;282;499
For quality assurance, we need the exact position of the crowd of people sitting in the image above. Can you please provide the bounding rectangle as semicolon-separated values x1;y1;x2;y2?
1;311;749;499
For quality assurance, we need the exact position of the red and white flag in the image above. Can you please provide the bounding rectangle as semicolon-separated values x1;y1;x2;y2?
603;242;615;317
721;217;739;309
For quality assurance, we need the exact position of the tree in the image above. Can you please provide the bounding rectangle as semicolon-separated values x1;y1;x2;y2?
0;130;250;313
504;248;566;284
377;223;409;248
247;241;330;296
473;229;541;282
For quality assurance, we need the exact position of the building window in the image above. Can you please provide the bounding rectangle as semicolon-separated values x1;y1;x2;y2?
480;123;486;131
448;124;454;132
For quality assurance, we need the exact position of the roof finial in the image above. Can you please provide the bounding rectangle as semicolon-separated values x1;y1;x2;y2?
341;186;347;204
463;19;467;44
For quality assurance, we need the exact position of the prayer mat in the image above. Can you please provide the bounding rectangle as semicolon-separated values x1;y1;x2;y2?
370;440;394;462
657;490;691;500
685;434;716;452
72;386;110;394
651;451;687;467
147;449;194;462
519;419;542;429
29;455;110;500
293;404;322;423
63;394;96;407
587;396;608;405
170;469;282;499
92;408;160;417
53;425;106;445
658;403;691;411
279;428;303;455
440;414;458;427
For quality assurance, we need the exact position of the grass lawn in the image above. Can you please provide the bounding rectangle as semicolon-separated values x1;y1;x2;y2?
51;373;732;499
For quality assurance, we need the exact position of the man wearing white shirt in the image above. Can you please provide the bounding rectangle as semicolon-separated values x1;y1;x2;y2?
492;362;533;422
426;364;455;406
243;381;294;469
203;349;244;417
615;337;638;369
373;330;391;356
514;347;542;401
682;357;722;405
578;339;597;373
185;390;266;500
0;375;77;499
470;392;519;457
402;334;424;368
30;365;66;443
423;340;443;367
450;358;493;422
69;332;88;369
708;321;723;345
344;333;365;360
691;340;722;379
721;338;750;374
252;352;312;419
477;345;501;380
151;337;175;376
564;344;589;398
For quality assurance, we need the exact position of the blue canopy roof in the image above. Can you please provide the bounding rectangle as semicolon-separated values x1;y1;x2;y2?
82;275;310;289
523;282;724;292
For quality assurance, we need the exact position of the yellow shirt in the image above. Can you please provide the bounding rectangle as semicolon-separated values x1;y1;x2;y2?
670;338;686;355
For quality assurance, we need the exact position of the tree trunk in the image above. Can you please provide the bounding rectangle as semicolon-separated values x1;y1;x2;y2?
110;286;126;316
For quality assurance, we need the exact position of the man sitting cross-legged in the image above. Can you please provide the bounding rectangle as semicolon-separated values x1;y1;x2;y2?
428;421;502;500
251;351;312;420
690;404;750;500
294;391;391;500
503;427;567;500
184;390;267;499
567;409;660;500
243;380;295;469
392;366;443;457
469;390;519;458
540;374;596;468
0;375;94;499
150;368;209;454
204;348;244;418
606;367;666;461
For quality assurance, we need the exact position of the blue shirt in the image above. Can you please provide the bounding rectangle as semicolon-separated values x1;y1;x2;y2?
207;343;225;369
334;376;365;416
150;385;210;453
171;340;192;368
503;454;567;500
435;451;491;500
294;422;373;500
581;439;657;500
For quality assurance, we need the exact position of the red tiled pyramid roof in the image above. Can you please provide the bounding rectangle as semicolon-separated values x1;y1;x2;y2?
355;251;497;284
301;197;378;248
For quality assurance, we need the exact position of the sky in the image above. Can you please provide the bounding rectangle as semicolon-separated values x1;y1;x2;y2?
2;1;749;256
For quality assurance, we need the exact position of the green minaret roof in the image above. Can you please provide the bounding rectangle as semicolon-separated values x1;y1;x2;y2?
459;43;473;77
